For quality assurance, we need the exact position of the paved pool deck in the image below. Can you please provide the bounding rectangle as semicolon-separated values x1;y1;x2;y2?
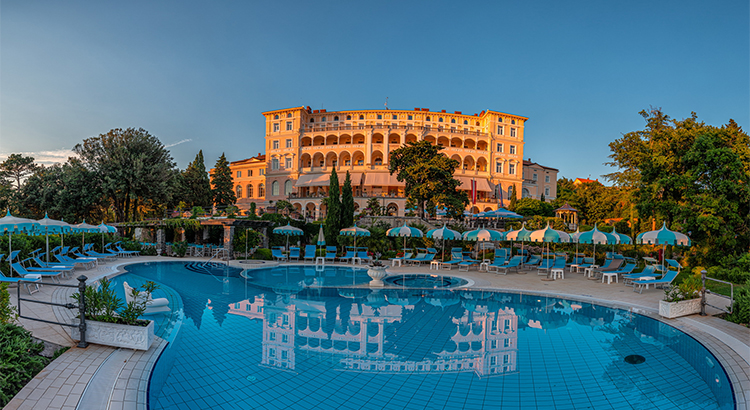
4;256;749;410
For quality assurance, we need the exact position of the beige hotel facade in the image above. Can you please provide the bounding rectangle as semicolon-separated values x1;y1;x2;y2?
230;106;557;218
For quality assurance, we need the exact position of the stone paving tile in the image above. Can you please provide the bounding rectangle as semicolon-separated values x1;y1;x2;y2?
4;257;749;410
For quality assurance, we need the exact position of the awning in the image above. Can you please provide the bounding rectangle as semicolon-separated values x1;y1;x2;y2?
457;177;492;192
364;173;404;187
295;173;364;187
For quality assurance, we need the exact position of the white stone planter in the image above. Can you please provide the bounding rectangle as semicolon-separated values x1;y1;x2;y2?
659;298;702;319
367;266;389;287
71;319;155;350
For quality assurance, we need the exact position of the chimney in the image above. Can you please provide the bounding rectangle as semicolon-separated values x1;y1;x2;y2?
454;111;462;114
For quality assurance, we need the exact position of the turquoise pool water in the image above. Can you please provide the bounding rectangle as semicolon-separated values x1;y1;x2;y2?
117;262;734;410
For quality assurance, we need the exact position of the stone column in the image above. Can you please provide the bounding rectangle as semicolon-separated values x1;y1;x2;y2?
262;227;269;248
223;225;235;260
156;227;166;255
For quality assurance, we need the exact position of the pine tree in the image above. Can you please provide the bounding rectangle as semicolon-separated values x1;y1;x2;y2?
211;153;236;209
325;168;341;247
540;193;546;203
509;185;518;211
341;171;354;228
183;150;212;209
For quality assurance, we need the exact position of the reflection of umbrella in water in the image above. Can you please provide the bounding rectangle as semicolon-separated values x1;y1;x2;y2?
426;290;460;308
525;308;570;330
383;289;422;306
364;290;389;311
571;304;616;328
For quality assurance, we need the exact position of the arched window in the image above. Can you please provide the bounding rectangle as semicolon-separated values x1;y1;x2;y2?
475;121;480;126
247;184;253;198
359;115;364;120
333;116;339;121
287;113;292;118
451;118;456;124
274;114;279;119
284;180;293;195
272;181;279;196
321;117;326;122
426;116;431;121
439;117;444;122
374;158;383;166
236;185;243;198
346;115;352;120
259;183;265;198
310;118;315;123
463;120;468;125
522;188;530;198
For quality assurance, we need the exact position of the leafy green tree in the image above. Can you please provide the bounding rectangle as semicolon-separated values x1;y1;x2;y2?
74;128;177;222
249;202;257;217
539;193;545;202
606;109;750;265
340;171;354;228
325;168;341;247
365;197;382;216
388;141;468;219
211;153;236;208
0;154;39;190
514;198;554;217
275;200;295;216
182;150;212;208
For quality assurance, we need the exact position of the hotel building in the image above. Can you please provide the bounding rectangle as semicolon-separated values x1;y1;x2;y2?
231;106;553;218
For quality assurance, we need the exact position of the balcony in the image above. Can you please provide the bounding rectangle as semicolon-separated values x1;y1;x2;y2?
302;123;489;137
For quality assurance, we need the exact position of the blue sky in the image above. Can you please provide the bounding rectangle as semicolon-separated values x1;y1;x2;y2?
1;0;748;182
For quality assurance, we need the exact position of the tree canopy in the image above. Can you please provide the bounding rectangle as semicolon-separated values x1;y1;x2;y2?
182;150;212;209
73;128;177;222
211;153;236;209
324;168;341;247
0;154;39;190
340;171;354;228
388;140;468;219
606;109;750;264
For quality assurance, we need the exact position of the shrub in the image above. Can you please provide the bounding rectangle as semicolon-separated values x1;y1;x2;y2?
664;274;702;302
70;278;155;326
252;248;272;260
0;323;49;407
725;280;750;327
0;283;17;324
171;241;188;257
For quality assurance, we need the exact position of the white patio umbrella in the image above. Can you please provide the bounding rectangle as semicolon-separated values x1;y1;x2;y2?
426;224;461;261
316;225;326;257
339;224;370;265
636;222;691;273
273;223;304;251
72;220;99;250
36;213;72;263
0;210;41;274
386;223;424;256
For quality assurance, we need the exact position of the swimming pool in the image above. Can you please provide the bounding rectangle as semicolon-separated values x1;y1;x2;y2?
116;262;735;410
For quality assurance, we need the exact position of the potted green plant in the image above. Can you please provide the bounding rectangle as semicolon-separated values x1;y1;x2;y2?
69;278;160;350
659;274;703;319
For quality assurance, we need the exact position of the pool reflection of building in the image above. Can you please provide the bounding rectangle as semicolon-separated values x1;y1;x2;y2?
228;291;518;377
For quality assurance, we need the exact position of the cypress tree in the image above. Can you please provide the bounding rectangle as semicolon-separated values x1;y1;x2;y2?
325;168;341;247
183;150;212;209
540;193;546;203
341;171;354;228
211;153;236;209
509;185;518;211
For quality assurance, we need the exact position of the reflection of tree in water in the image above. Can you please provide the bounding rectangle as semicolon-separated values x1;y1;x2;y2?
381;295;465;362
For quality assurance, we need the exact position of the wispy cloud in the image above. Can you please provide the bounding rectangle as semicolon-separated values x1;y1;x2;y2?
165;139;192;148
0;149;77;166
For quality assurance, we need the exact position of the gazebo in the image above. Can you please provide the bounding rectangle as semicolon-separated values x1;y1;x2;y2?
554;203;579;230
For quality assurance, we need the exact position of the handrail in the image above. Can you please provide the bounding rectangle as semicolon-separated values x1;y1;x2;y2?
701;270;734;315
17;275;88;348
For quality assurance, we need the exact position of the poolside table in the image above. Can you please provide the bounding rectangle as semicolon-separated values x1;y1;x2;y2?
551;268;564;280
602;271;618;284
585;265;599;278
315;256;325;265
570;264;580;273
430;260;440;270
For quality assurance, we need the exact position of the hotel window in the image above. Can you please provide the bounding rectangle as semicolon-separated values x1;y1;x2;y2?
497;143;503;152
497;126;504;135
359;115;364;120
545;175;550;183
498;117;503;122
236;171;242;178
273;123;279;132
347;115;352;120
439;117;443;122
286;139;292;148
284;180;292;195
247;185;253;197
490;357;496;365
285;157;292;169
509;145;516;154
509;163;516;175
377;114;382;119
272;181;279;196
246;304;251;311
510;128;517;137
491;340;497;348
374;158;382;166
310;118;314;123
260;169;265;175
392;114;397;120
504;339;510;348
282;314;289;325
258;183;265;196
450;118;455;124
426;116;431;121
504;319;511;330
249;170;253;176
511;119;516;124
357;159;364;166
271;158;279;170
503;354;510;364
282;334;288;343
496;162;503;173
270;332;276;341
287;113;292;118
532;173;537;181
321;117;326;122
281;350;288;360
272;140;279;149
269;349;276;358
274;115;279;119
545;187;550;196
408;115;413;120
286;121;292;131
334;116;339;121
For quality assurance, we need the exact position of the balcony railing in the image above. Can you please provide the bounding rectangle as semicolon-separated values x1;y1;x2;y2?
302;123;489;137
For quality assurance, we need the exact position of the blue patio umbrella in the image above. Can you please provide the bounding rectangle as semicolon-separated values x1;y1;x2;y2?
387;223;424;254
316;225;326;257
273;223;304;251
463;227;504;259
426;224;461;261
72;220;99;250
482;208;523;219
0;210;41;274
609;226;632;253
636;222;691;272
529;223;571;259
339;224;370;264
505;222;533;255
577;224;617;262
37;213;72;263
